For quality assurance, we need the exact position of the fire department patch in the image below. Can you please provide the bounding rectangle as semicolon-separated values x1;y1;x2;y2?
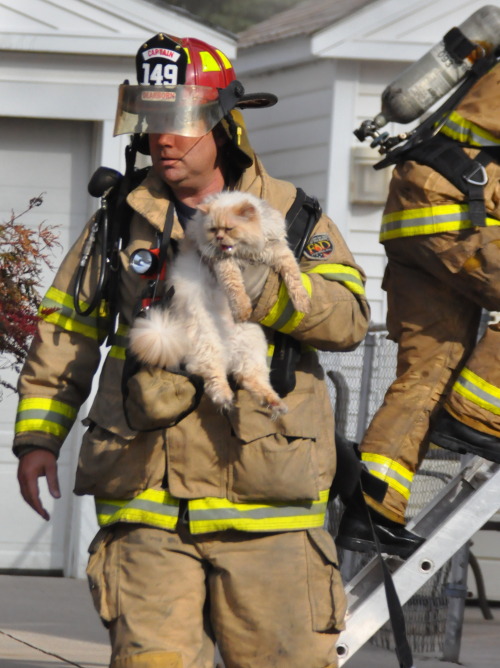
303;234;333;259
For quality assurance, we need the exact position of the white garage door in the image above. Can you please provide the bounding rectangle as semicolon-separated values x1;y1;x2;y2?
0;117;98;574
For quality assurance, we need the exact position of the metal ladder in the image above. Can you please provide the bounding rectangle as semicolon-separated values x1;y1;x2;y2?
336;457;500;665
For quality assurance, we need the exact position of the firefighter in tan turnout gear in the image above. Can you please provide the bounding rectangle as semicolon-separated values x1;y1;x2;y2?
14;33;369;668
337;56;500;559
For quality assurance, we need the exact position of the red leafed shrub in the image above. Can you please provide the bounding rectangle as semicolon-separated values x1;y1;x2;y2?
0;195;60;393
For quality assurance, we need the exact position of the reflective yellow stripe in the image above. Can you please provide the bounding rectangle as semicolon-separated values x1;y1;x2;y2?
215;49;232;70
184;48;231;72
380;204;500;241
260;274;312;333
307;264;365;296
361;453;413;500
199;51;221;73
96;489;180;529
96;489;329;534
260;263;365;333
260;282;289;327
40;286;108;341
109;345;126;360
108;323;129;360
438;111;500;147
453;368;500;416
188;489;329;533
15;397;78;439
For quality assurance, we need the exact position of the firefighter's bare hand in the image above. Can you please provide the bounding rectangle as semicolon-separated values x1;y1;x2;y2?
17;449;61;521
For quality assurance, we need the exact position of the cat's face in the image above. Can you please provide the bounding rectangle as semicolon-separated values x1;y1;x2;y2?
195;197;266;259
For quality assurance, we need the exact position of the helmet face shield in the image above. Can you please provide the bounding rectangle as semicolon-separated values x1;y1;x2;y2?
113;84;225;138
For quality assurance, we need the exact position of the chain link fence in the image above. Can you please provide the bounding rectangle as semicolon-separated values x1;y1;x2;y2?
319;325;465;658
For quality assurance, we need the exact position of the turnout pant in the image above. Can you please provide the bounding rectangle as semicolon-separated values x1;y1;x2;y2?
360;227;500;521
86;521;346;668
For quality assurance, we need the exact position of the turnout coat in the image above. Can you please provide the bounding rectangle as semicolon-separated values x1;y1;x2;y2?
14;155;369;534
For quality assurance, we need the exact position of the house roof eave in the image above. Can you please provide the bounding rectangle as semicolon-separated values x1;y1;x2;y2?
236;35;315;76
0;0;237;58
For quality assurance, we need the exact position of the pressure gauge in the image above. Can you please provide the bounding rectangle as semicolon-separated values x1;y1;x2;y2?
130;248;160;277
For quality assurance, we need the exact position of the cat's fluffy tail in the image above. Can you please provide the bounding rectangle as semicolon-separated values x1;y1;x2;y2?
129;307;186;369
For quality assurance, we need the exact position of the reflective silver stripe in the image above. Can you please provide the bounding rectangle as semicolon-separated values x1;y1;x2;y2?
189;504;322;522
96;489;329;534
188;490;329;533
307;264;365;296
361;453;413;500
41;286;108;341
363;462;411;492
260;275;312;334
380;204;500;241
382;208;469;235
271;299;297;331
15;397;78;438
95;490;180;529
453;368;500;415
439;112;500;147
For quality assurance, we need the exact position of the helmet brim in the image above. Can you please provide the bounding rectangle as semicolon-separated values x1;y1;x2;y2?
236;92;278;109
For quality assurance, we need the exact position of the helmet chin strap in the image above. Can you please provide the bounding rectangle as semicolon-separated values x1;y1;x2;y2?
152;131;227;199
156;132;207;162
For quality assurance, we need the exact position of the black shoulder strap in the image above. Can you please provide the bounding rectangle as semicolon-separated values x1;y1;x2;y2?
285;187;322;256
270;188;322;397
106;165;150;258
401;134;493;227
104;165;151;343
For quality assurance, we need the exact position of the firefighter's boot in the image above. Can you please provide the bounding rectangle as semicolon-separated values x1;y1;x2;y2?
430;411;500;464
336;503;424;559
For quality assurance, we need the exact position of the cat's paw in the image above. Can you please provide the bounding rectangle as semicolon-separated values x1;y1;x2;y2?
232;302;253;322
227;292;253;322
291;291;311;314
206;383;234;411
260;391;288;420
268;398;288;421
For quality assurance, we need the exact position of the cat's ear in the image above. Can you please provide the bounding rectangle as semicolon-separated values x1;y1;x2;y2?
236;202;257;220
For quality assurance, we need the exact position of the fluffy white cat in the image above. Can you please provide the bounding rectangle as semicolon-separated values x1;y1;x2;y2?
128;190;310;417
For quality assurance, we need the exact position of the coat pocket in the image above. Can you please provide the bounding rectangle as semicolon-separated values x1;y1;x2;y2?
123;365;202;431
305;528;347;633
74;421;165;499
228;393;320;503
227;378;320;503
229;433;319;503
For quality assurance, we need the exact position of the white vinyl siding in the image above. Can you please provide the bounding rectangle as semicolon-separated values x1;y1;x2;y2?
0;117;95;574
240;58;335;210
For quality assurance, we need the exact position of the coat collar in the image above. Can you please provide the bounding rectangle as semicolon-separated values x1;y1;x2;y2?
126;170;184;238
126;156;297;234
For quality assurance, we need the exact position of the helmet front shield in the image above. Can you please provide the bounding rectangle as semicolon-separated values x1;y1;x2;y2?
113;84;226;138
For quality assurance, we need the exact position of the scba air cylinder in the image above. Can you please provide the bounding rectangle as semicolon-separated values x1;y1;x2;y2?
372;5;500;129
